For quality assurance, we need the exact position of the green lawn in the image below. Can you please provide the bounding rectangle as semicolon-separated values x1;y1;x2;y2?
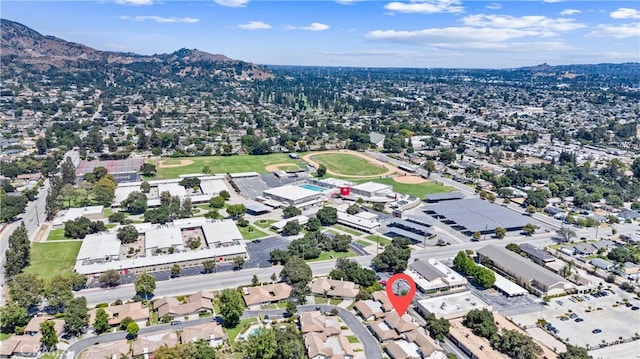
155;153;303;179
330;298;342;305
347;335;360;344
47;228;69;241
24;242;82;279
312;153;388;176
254;219;278;228
225;318;258;350
332;225;363;237
366;235;392;246
356;239;371;246
0;333;12;341
307;250;355;262
238;225;269;240
352;177;453;198
103;208;113;217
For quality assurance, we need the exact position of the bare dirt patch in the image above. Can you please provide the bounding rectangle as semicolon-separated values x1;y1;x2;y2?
302;150;398;178
265;163;299;172
157;159;194;168
393;175;428;184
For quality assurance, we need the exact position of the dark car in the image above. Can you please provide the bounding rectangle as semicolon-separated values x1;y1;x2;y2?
592;329;602;334
170;321;181;326
569;313;578;319
631;306;639;311
575;318;584;322
625;302;633;307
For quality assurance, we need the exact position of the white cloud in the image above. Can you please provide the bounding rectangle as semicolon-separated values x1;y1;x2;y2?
461;14;585;32
610;8;640;19
587;23;640;38
115;0;153;5
335;0;360;4
237;21;271;30
560;9;581;16
318;50;425;57
214;0;249;8
286;22;330;31
485;3;502;10
384;0;464;14
366;27;542;43
119;15;200;23
543;0;564;3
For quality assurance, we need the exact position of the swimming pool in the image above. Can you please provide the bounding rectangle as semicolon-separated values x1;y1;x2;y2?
299;184;324;192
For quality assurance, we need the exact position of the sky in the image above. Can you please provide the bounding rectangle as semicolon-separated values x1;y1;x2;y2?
2;0;639;68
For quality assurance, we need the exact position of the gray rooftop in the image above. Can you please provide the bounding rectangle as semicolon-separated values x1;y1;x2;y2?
477;245;569;289
424;198;530;233
424;192;465;202
519;243;555;262
409;260;443;281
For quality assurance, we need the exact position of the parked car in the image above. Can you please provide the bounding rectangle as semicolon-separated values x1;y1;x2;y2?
592;329;602;334
570;313;578;319
575;318;584;322
631;306;639;311
170;321;181;326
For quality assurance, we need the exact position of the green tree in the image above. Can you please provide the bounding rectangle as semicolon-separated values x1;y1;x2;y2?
251;274;259;287
4;223;30;278
0;301;29;334
283;205;302;218
219;190;230;200
45;275;74;312
121;191;148;214
464;308;498;339
282;220;301;236
372;202;385;212
40;320;58;351
285;300;297;317
372;238;411;273
495;226;506;239
93;307;110;335
424;313;450;341
472;231;481;241
274;325;307;359
244;328;277;359
523;223;537;236
8;273;44;308
559;344;592;359
134;272;156;298
64;297;89;337
140;163;157;177
117;225;139;244
494;329;542;359
306;216;321;231
556;227;577;242
219;288;245;328
99;269;121;287
233;256;245;269
525;188;550;208
209;196;225;208
126;321;140;338
423;160;436;177
171;264;181;277
0;190;28;222
203;260;216;273
316;164;327;177
140;180;151;193
226;204;247;218
316;206;338;225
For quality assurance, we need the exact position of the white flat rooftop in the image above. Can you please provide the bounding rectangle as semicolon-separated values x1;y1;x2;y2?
417;291;491;319
264;185;321;201
353;182;391;192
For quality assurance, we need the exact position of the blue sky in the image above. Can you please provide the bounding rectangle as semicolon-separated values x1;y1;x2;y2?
2;0;639;68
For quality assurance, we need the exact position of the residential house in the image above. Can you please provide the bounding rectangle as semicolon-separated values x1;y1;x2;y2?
180;322;227;348
132;330;179;359
80;340;130;359
308;278;360;299
0;335;42;358
24;315;65;337
242;283;292;307
300;311;354;359
153;290;215;321
89;302;150;328
573;243;596;256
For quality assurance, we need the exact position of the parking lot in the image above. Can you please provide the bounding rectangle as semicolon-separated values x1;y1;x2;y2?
511;291;640;350
245;236;290;269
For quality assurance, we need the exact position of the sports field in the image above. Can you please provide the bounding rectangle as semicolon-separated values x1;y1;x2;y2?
353;177;453;198
154;153;303;179
24;242;82;280
311;153;388;177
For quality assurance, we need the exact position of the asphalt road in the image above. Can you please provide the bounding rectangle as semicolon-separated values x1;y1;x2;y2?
63;304;381;359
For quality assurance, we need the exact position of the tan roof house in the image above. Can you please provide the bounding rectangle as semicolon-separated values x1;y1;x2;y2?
299;311;341;336
0;335;42;358
242;283;292;306
154;291;215;319
89;302;150;327
308;278;359;298
304;331;354;359
132;330;179;359
180;322;227;348
80;339;130;359
24;315;65;337
354;300;385;321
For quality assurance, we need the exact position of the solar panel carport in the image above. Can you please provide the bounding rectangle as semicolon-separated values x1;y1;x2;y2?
389;219;432;236
423;198;529;235
385;227;427;243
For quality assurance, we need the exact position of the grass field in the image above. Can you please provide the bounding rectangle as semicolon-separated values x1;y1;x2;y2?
254;219;277;228
238;225;269;240
365;235;392;246
226;318;257;350
352;177;453;198
307;250;355;262
332;225;364;237
356;239;371;246
24;242;82;279
47;228;69;241
312;153;388;176
155;153;303;179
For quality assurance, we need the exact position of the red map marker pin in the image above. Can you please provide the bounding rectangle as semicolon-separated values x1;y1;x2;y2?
386;273;416;315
